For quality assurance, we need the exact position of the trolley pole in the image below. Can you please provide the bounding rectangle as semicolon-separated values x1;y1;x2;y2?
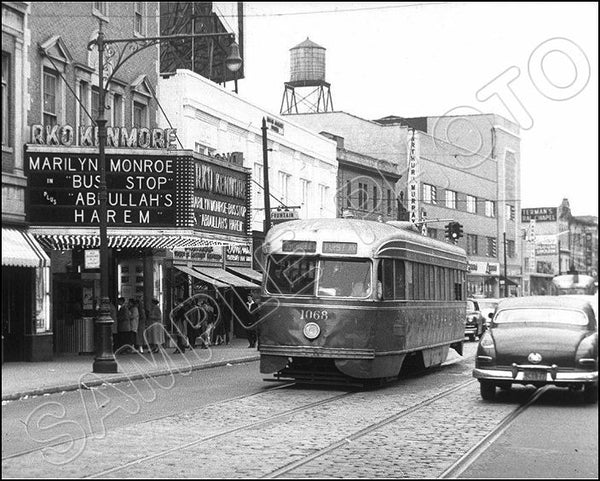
262;117;272;232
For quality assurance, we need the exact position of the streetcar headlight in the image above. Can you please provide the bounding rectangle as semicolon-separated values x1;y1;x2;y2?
303;322;321;340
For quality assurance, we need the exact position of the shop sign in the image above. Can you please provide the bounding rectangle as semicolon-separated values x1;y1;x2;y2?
194;160;251;236
266;116;284;136
226;244;252;265
407;130;419;226
25;149;188;227
521;207;557;223
467;261;500;275
173;246;223;264
84;249;100;269
535;235;558;255
30;124;178;149
271;208;299;225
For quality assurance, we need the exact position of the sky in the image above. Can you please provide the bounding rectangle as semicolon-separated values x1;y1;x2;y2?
232;2;598;217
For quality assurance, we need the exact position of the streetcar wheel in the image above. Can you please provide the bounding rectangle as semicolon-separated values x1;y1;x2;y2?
480;380;496;401
583;384;598;404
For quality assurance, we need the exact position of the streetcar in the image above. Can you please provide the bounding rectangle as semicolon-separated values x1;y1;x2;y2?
551;273;597;296
257;218;468;385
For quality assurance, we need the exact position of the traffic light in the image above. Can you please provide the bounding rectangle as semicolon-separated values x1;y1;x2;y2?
445;222;464;241
455;222;464;240
445;223;452;240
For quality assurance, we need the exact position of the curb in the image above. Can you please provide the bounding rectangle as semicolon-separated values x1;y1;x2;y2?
2;354;260;402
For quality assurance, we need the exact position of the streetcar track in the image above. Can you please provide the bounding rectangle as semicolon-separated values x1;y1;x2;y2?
262;379;478;479
87;389;354;478
1;381;294;461
438;385;551;479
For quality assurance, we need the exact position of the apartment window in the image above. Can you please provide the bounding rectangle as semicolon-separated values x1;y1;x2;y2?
278;171;290;204
133;101;147;128
134;2;145;35
78;80;90;126
507;239;515;258
319;184;329;213
467;234;478;255
423;184;437;204
466;195;477;214
387;189;392;215
373;185;378;212
91;87;100;124
113;93;123;126
253;163;263;207
301;178;311;212
2;52;10;147
486;237;497;257
505;204;515;221
43;68;59;126
485;200;496;218
445;190;457;209
346;180;352;208
358;182;368;210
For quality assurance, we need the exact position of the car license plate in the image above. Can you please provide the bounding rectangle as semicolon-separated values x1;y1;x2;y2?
524;370;547;381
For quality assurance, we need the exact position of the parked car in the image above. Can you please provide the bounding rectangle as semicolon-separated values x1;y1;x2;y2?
465;299;486;341
473;296;598;403
476;298;500;327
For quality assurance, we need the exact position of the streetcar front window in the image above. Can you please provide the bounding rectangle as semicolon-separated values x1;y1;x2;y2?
266;255;318;295
319;260;372;298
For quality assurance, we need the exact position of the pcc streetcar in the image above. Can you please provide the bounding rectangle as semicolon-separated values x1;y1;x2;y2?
257;218;468;385
551;273;597;296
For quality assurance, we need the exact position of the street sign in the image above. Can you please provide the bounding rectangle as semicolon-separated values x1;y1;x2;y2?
271;208;299;225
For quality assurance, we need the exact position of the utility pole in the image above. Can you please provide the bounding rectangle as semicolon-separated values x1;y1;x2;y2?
503;232;508;297
261;118;271;232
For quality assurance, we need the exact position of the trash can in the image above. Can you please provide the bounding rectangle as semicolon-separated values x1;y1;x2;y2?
76;317;95;354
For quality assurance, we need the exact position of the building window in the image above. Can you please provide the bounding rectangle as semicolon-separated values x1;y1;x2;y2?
486;236;497;257
78;80;90;127
423;184;437;204
43;68;59;126
467;234;478;255
358;182;368;210
445;190;457;209
346;180;352;208
505;204;515;221
373;185;378;212
278;171;290;204
485;200;496;218
319;184;329;214
113;93;123;126
387;189;392;215
133;101;147;128
91;86;100;124
466;195;476;214
2;52;11;147
253;163;263;207
507;239;515;258
301;178;311;212
134;2;145;35
428;228;438;240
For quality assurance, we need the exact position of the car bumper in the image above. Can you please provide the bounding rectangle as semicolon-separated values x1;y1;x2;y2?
465;326;478;335
473;367;598;384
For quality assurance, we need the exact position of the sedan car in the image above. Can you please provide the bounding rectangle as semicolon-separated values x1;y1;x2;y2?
465;299;486;341
476;298;500;328
473;296;598;403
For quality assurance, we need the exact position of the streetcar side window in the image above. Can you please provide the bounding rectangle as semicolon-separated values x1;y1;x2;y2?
377;258;395;300
394;259;406;300
405;262;414;300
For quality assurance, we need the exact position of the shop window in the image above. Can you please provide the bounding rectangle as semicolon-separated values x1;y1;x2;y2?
35;267;51;332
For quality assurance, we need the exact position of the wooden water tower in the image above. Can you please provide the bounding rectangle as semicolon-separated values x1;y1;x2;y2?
280;38;334;115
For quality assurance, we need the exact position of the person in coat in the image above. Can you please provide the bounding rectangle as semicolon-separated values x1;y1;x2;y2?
135;297;147;353
148;298;165;353
117;297;132;352
130;299;139;352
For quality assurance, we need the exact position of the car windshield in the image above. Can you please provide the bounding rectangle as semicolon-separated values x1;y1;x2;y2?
266;255;372;298
466;300;477;311
494;308;588;326
478;301;498;310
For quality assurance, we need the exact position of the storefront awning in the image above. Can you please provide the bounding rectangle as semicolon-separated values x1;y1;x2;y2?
225;266;263;285
196;267;259;289
34;234;228;250
499;275;519;286
2;227;50;268
175;266;229;288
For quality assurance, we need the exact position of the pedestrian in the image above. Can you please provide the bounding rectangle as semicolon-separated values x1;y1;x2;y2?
172;297;188;354
245;293;258;348
135;297;147;353
186;299;203;349
148;298;165;353
200;300;215;348
130;299;140;352
117;297;132;352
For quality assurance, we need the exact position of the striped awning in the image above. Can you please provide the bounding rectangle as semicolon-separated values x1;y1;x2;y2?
195;267;259;289
175;266;229;288
2;227;50;268
34;234;230;251
226;266;262;285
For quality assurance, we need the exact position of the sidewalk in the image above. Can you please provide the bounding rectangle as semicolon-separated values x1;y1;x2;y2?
1;338;259;401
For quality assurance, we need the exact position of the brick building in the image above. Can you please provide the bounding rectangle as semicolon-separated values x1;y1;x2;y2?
289;112;522;298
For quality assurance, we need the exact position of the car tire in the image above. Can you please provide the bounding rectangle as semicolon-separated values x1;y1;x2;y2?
583;384;598;404
480;380;496;401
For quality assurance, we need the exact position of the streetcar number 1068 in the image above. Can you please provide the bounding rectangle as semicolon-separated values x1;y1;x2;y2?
299;309;329;320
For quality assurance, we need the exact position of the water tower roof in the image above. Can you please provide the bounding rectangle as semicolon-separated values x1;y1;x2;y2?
291;37;325;50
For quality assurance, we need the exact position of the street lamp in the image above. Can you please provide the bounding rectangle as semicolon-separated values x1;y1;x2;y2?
88;22;242;373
